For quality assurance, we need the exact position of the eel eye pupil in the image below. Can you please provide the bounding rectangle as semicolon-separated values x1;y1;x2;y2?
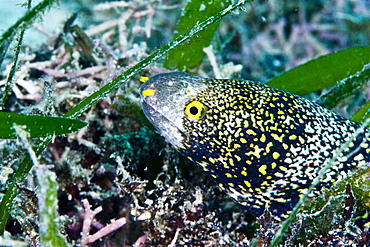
189;106;198;115
185;100;206;121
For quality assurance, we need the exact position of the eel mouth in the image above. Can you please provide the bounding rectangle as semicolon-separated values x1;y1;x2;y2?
140;99;187;149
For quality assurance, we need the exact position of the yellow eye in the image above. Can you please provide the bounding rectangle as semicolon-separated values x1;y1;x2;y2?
185;100;206;120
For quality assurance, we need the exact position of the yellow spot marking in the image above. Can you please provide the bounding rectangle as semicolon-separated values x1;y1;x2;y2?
269;103;276;107
246;152;258;158
275;198;287;203
243;120;249;127
218;183;225;190
226;173;233;178
246;160;252;165
279;166;287;171
271;162;277;169
228;183;235;188
354;153;364;161
246;129;256;135
240;138;247;143
289;135;296;140
239;185;247;191
244;181;251;187
266;176;272;179
241;171;247;176
139;76;149;82
209;158;216;164
258;165;267;175
229;158;235;166
198;161;208;170
273;152;280;159
245;103;253;109
261;181;268;186
271;133;284;142
260;134;266;142
141;89;156;96
285;158;292;163
266;142;273;153
274;172;284;177
212;174;217;179
360;142;368;148
277;110;284;114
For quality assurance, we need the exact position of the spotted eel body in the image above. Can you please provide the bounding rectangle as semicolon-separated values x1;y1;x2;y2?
139;72;370;218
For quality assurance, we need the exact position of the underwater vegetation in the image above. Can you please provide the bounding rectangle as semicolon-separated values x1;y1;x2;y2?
0;0;370;246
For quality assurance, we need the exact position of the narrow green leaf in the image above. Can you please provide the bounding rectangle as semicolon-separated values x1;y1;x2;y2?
316;66;370;110
351;100;370;125
267;47;370;96
0;112;87;139
163;0;231;71
37;167;71;247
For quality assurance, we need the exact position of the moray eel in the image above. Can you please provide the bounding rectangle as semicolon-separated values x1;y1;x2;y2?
139;72;370;218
